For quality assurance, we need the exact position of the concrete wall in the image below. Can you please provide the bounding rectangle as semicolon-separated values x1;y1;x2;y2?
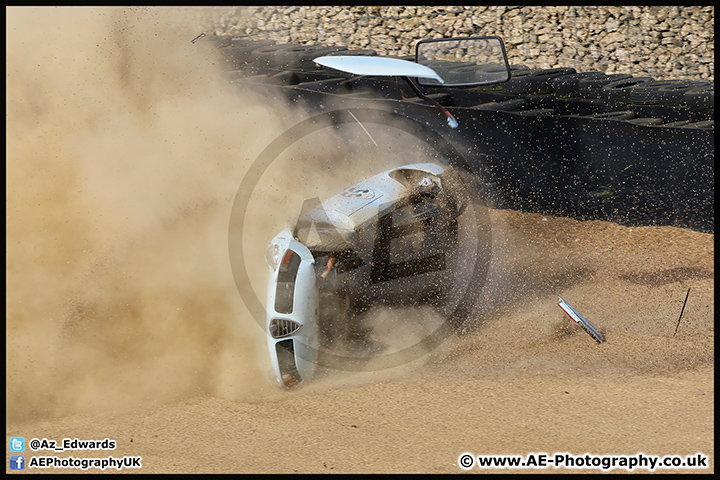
200;6;714;82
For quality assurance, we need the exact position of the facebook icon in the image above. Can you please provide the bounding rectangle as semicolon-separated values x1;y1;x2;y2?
10;455;25;470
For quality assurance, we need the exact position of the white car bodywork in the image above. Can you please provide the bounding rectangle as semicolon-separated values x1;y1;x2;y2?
264;228;319;388
313;55;446;83
265;163;457;388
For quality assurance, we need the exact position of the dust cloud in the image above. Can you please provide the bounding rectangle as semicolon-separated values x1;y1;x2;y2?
5;7;456;423
9;7;712;434
5;6;298;422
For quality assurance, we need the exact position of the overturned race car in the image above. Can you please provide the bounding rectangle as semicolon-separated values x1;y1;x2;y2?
264;163;486;388
259;37;510;388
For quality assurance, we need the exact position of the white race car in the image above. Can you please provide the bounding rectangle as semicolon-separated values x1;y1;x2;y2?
264;163;471;388
263;36;510;388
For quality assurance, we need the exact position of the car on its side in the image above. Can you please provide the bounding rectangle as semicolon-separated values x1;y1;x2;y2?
264;163;473;388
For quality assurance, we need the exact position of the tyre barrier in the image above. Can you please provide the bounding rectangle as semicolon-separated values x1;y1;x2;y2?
629;79;713;106
249;43;305;68
508;108;556;117
208;36;275;50
294;77;353;93
578;73;633;99
276;45;349;69
550;71;605;97
215;39;278;69
426;60;476;71
510;64;532;72
470;98;527;111
625;117;664;126
211;36;714;232
683;85;714;111
472;64;532;91
252;44;349;69
679;120;714;129
662;120;691;127
402;92;454;106
267;70;302;86
441;62;519;86
323;48;378;57
600;76;656;104
584;110;637;120
501;67;577;94
446;62;520;75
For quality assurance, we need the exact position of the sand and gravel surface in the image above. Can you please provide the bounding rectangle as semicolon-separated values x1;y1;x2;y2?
7;208;713;474
6;7;713;474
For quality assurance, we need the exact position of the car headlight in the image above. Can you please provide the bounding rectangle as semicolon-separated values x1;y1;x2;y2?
265;241;282;270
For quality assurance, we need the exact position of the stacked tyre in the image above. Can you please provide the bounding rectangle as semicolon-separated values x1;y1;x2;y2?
683;84;714;111
212;38;278;70
250;44;351;70
627;79;712;107
600;76;656;105
500;67;577;95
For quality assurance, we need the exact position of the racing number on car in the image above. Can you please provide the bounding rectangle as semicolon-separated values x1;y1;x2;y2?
341;187;375;199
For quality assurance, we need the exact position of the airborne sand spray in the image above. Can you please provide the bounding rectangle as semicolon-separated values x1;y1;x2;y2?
5;7;300;422
6;7;469;422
